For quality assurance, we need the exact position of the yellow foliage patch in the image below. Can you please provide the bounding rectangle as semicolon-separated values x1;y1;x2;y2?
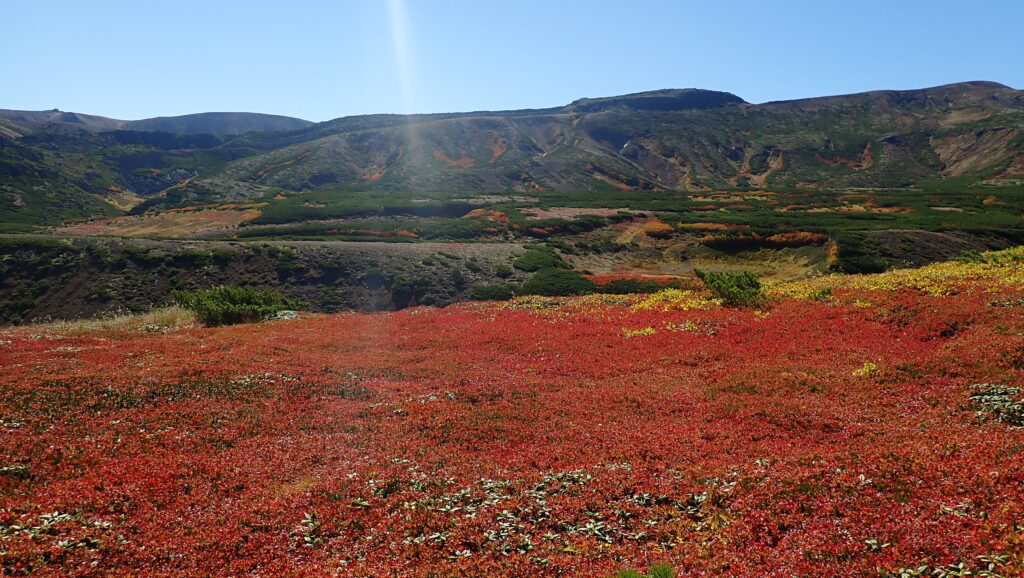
632;289;723;312
768;246;1024;299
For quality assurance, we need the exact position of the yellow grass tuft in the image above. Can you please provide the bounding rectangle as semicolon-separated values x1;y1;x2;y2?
14;306;197;337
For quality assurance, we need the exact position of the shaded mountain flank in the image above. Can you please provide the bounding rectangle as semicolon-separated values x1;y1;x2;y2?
0;235;527;324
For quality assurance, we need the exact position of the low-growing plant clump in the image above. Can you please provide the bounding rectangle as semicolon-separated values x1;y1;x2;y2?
695;269;766;306
173;285;305;326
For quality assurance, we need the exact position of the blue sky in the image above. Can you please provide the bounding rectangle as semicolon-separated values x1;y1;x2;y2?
5;0;1022;122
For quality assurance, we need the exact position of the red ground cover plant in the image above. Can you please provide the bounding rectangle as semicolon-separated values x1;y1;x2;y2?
1;279;1023;575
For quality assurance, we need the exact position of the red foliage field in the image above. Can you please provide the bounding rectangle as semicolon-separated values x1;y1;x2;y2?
2;278;1023;575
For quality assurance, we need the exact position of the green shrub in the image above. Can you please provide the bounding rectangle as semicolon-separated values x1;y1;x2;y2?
576;239;628;254
695;269;765;307
513;247;567;272
494;264;513;278
173;285;304;326
615;563;676;578
970;383;1024;426
415;219;490;240
450;268;467;287
469;283;518;301
956;250;987;264
600;279;664;294
520;268;595;296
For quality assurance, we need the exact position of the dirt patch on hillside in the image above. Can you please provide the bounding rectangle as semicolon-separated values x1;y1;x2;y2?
688;192;775;202
939;107;993;127
433;148;476;168
251;151;312;182
612;220;650;244
55;208;263;238
520;207;644;220
815;143;873;170
746;150;785;187
486;131;507;163
998;154;1024;177
930;128;1019;176
95;190;146;211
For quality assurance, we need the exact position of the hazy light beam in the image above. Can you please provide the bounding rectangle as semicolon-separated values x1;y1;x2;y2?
386;0;416;114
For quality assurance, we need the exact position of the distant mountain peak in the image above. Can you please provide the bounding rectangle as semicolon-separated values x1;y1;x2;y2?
123;112;314;136
566;88;746;113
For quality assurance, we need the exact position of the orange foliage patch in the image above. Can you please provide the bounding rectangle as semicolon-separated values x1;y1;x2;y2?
677;222;751;231
462;209;510;223
827;241;841;266
641;219;675;236
700;231;829;250
765;232;830;246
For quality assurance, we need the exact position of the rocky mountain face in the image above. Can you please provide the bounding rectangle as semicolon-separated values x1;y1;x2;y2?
1;82;1022;227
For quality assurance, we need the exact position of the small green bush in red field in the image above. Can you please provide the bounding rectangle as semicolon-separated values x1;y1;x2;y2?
469;282;518;301
520;268;595;296
600;278;664;294
615;562;677;578
173;285;304;326
695;269;765;307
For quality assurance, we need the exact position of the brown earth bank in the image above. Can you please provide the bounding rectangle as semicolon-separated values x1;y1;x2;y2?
0;235;527;325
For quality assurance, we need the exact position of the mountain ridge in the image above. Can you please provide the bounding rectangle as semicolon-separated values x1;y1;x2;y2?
0;109;313;137
2;81;1016;135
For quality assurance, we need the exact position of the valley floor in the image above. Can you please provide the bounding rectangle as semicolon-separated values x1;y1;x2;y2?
2;253;1024;575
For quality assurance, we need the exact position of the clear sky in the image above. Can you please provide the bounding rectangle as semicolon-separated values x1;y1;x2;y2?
4;0;1022;122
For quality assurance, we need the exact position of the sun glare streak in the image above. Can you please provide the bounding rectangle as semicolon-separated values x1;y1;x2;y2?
385;0;422;190
386;0;415;114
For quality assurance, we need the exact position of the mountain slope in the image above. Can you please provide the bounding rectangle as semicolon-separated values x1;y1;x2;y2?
1;82;1022;227
159;81;1023;208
